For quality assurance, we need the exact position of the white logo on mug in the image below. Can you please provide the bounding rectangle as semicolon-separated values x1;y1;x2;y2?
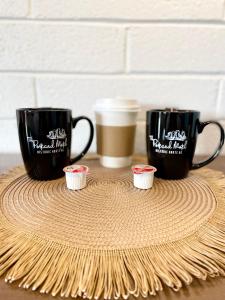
149;130;188;155
46;128;66;140
27;128;67;154
164;130;187;141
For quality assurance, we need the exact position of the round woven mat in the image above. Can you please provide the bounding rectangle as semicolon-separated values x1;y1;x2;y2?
1;158;225;299
1;160;216;248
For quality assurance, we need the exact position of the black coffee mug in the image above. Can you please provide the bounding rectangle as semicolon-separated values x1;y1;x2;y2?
17;108;94;180
146;109;224;179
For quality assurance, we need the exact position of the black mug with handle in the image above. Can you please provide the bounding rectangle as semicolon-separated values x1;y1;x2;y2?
17;108;94;180
146;109;225;179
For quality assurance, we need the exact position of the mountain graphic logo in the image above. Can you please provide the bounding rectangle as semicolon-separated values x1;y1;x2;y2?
47;128;66;140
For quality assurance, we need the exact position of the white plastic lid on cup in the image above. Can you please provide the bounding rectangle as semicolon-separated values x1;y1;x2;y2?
131;164;157;190
94;98;140;112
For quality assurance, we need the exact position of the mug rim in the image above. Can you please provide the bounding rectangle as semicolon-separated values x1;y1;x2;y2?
147;109;200;114
16;107;72;112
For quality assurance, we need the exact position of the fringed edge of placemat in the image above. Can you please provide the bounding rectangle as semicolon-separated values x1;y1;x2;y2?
1;166;225;299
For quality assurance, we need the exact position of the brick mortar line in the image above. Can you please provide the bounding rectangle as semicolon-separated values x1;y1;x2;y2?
27;0;32;18
216;79;224;117
33;78;38;107
0;117;16;121
0;71;225;78
0;18;225;27
124;27;129;73
223;0;225;20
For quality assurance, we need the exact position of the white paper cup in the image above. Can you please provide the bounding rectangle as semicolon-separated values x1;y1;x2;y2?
94;98;140;168
63;165;89;190
132;165;157;189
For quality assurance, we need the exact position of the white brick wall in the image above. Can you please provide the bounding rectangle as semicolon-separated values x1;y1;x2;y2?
0;75;35;118
0;0;29;18
0;0;225;157
128;26;225;73
30;0;224;21
0;24;124;73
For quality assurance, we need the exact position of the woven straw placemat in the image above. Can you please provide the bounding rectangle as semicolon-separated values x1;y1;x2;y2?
0;158;225;299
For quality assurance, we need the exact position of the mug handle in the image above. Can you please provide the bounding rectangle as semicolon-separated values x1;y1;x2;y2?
192;121;225;169
70;116;94;164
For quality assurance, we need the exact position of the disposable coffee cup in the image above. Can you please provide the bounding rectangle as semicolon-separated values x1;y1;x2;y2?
94;98;140;168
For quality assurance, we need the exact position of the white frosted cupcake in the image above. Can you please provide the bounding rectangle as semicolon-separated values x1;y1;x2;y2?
131;165;157;189
63;165;89;190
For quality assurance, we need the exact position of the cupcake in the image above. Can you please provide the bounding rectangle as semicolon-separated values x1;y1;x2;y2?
63;165;89;190
131;164;157;189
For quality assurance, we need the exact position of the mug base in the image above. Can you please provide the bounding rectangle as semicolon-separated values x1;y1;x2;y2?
155;172;188;180
100;156;132;168
27;170;64;181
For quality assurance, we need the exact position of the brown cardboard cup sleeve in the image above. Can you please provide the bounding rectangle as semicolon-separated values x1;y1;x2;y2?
96;124;136;157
